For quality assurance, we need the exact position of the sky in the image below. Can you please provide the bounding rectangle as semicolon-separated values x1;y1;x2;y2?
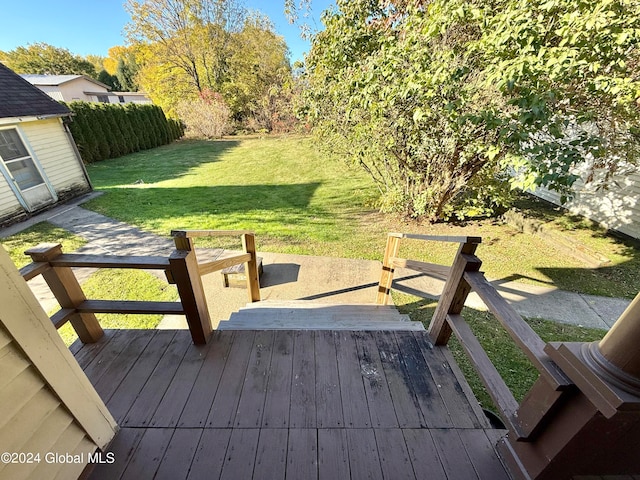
0;0;334;64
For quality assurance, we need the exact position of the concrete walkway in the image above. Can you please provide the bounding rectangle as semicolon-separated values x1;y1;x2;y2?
1;199;631;331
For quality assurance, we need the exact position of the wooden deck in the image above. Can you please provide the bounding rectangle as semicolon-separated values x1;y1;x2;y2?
73;329;512;480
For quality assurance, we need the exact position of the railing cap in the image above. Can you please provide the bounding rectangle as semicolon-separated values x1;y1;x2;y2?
171;229;255;238
388;233;482;244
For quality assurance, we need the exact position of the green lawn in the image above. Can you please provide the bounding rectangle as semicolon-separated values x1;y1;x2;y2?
2;223;87;269
84;136;640;299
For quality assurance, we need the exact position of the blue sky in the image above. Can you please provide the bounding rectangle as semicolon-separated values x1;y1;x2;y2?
0;0;334;63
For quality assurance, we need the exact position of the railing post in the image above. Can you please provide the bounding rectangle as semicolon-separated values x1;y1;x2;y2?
242;233;261;303
377;234;401;305
170;237;211;345
499;292;640;479
427;240;482;345
25;243;103;343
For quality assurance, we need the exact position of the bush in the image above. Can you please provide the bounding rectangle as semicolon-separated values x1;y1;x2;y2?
64;101;182;163
176;90;232;139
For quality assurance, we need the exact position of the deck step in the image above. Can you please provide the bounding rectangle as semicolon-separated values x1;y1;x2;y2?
239;300;410;321
220;300;423;331
218;318;425;331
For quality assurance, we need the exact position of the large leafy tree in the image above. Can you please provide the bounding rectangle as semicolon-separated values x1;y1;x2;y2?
304;0;640;220
126;0;292;124
1;42;97;77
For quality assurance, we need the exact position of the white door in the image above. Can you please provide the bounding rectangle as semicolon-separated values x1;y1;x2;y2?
0;127;57;211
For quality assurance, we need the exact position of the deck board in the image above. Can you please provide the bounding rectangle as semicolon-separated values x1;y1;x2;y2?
178;330;234;428
77;329;511;480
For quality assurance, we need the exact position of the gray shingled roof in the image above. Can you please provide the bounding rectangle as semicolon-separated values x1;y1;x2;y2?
21;74;110;90
0;63;71;119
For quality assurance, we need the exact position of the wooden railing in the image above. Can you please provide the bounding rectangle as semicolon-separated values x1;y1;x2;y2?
376;232;573;441
20;230;260;346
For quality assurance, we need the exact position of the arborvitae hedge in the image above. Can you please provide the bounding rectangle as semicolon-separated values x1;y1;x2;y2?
64;101;184;163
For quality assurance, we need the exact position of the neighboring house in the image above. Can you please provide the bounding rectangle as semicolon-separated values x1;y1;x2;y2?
21;74;152;104
532;164;640;240
0;64;92;225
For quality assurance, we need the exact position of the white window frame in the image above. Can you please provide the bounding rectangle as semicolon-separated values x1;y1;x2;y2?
0;125;57;210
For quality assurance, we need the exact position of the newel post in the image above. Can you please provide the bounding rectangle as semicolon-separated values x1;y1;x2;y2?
428;239;482;345
170;237;212;345
499;291;640;480
25;243;103;343
242;233;261;303
377;234;401;305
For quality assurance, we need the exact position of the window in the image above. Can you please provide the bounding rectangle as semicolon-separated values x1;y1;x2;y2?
0;129;45;190
118;95;125;103
96;95;110;103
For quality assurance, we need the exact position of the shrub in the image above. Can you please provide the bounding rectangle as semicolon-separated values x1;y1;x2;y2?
176;90;232;139
64;101;182;162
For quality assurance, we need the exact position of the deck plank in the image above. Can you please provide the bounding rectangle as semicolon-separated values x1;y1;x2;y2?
374;331;425;428
105;330;178;421
235;330;275;428
150;339;212;427
186;428;231;480
459;429;511;480
315;331;344;428
318;429;350;480
287;429;318;480
81;330;132;385
355;331;399;428
119;428;174;480
179;330;235;428
347;428;384;480
393;331;454;428
335;331;371;428
207;331;256;427
89;427;146;480
122;331;192;427
375;428;416;480
219;428;260;480
402;429;448;480
262;330;294;428
431;429;482;479
413;333;485;429
153;429;202;480
290;330;316;428
91;330;155;401
253;428;288;480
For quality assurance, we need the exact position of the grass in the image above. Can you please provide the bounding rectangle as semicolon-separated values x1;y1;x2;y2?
1;223;87;269
394;293;608;409
83;136;640;299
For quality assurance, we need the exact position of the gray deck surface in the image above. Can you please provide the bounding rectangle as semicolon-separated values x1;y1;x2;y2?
73;329;511;480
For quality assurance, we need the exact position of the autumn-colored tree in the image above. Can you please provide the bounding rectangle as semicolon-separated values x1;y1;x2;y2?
1;43;97;76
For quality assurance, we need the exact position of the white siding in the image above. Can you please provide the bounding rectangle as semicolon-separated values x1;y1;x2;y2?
58;78;108;102
0;181;22;219
0;325;98;480
19;119;89;195
35;86;64;102
532;168;640;240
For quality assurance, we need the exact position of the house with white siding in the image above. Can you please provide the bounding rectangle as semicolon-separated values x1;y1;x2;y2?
0;63;92;225
532;164;640;240
21;74;151;104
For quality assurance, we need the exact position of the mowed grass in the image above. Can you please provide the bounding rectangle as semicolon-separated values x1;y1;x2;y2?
2;223;87;269
84;136;640;299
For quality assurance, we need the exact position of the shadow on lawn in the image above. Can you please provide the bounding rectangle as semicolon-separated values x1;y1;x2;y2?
87;140;241;188
91;183;325;226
